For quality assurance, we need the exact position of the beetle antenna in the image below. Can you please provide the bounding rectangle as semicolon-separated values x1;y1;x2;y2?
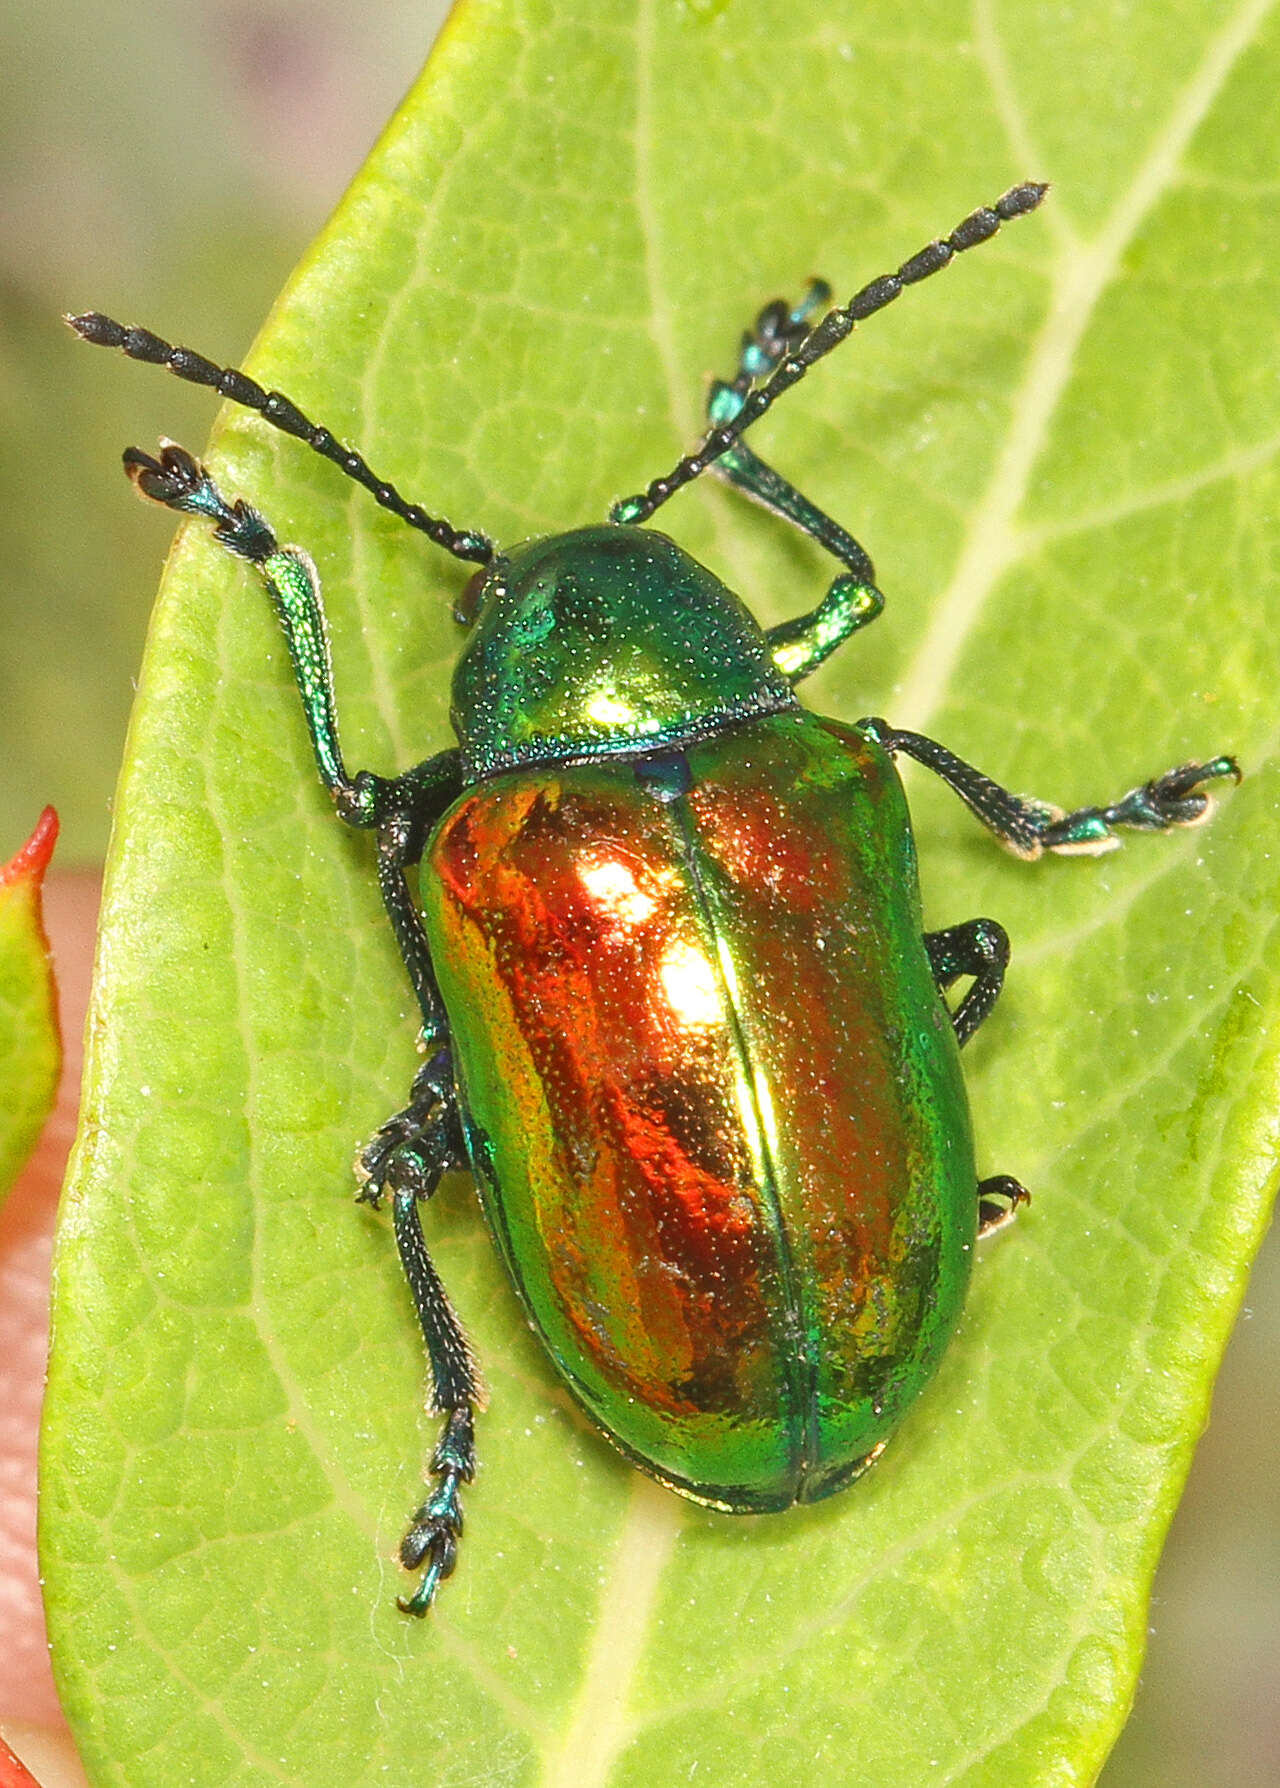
610;182;1049;529
65;312;495;566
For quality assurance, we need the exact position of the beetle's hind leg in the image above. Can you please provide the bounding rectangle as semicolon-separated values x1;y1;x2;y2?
359;1059;480;1617
696;288;887;686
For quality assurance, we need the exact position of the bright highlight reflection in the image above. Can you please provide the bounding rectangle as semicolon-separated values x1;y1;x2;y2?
585;690;635;726
660;940;721;1027
578;858;658;925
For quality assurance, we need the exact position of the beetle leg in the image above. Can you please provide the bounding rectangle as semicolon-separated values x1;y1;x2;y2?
356;1047;459;1204
862;719;1240;858
711;437;885;683
726;282;835;392
691;300;888;685
118;440;469;841
374;1116;482;1617
121;445;466;1024
977;1174;1031;1236
355;1028;478;1618
924;919;1010;1046
358;1068;477;1618
359;801;485;1615
360;793;485;1616
372;780;462;1047
123;439;481;1613
120;441;379;809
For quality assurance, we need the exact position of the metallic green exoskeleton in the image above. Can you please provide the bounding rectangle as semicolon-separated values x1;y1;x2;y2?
72;182;1238;1614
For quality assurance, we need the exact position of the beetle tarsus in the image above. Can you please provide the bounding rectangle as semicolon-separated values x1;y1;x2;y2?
398;1405;474;1616
977;1176;1031;1236
122;440;202;505
702;287;887;682
717;277;834;405
397;1529;454;1617
122;441;279;563
1039;756;1242;853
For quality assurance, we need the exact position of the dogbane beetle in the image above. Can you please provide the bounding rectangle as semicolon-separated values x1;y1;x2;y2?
70;181;1238;1616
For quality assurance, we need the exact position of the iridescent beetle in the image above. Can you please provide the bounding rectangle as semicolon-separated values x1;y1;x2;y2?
72;183;1238;1615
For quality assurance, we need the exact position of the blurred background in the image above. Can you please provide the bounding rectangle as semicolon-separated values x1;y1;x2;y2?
0;2;1274;1783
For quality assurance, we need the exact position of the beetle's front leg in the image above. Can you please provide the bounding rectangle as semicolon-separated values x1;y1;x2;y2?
121;441;466;839
863;719;1239;857
120;442;386;813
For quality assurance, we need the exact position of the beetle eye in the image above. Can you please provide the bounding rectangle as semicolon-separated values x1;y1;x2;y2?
454;567;489;628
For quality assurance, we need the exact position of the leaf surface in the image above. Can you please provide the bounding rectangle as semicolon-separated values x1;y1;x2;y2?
42;3;1280;1785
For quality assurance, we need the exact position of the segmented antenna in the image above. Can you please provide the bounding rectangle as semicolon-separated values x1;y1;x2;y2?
611;182;1049;528
66;313;495;566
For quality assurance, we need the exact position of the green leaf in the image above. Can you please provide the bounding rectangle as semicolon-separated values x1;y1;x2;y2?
41;2;1280;1784
0;808;60;1205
